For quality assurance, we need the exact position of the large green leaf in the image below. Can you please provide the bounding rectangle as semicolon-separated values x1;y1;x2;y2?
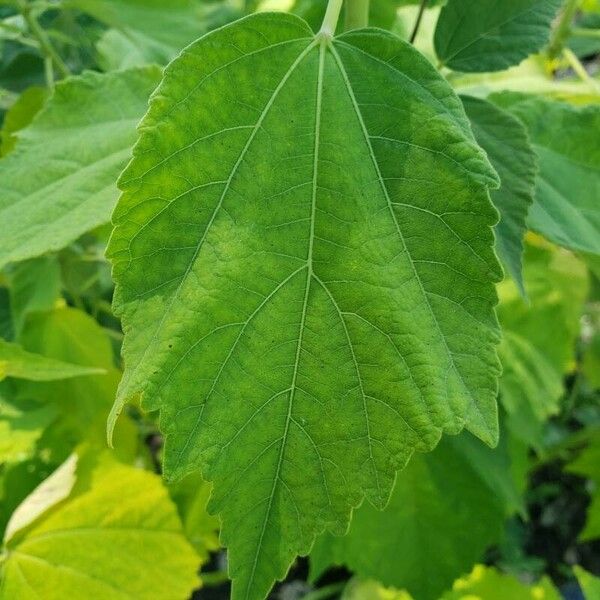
0;338;103;382
107;13;502;600
310;432;521;600
0;67;161;269
0;454;200;600
492;93;600;256
434;0;563;73
461;95;536;294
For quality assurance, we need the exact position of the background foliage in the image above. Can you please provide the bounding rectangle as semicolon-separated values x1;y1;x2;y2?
0;0;599;599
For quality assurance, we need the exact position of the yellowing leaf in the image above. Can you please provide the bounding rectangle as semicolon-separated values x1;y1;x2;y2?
0;455;200;600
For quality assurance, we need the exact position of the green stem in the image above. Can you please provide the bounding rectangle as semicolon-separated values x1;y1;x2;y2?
571;26;600;39
547;0;579;59
563;47;600;91
319;0;344;37
409;0;428;44
18;0;70;79
344;0;369;31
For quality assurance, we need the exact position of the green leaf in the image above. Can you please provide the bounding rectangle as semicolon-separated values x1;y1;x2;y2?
566;433;600;541
492;93;600;256
0;395;57;464
434;0;563;73
16;307;120;451
1;454;200;600
574;566;600;600
341;578;411;600
0;67;161;269
6;256;61;337
108;14;502;599
310;432;521;600
441;565;560;600
0;86;46;157
67;0;240;64
0;338;103;382
497;241;588;448
461;95;537;294
168;473;220;561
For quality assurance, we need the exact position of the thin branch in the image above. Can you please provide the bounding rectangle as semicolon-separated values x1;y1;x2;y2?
409;0;428;44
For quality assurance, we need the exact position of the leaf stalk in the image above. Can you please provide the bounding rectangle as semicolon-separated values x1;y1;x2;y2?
17;0;70;80
319;0;344;37
547;0;579;59
409;0;429;44
344;0;369;31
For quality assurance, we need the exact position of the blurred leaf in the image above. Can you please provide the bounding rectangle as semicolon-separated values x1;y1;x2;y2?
6;255;61;337
16;307;119;454
0;85;46;156
1;453;200;600
311;432;521;600
565;433;600;541
3;453;77;542
574;566;600;599
492;93;600;257
497;241;588;449
434;0;562;73
0;394;57;464
462;95;537;294
168;472;220;561
68;0;241;64
0;66;161;269
441;565;560;599
0;338;103;382
341;578;412;600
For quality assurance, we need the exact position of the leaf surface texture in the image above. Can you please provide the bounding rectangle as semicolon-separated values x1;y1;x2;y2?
108;14;502;600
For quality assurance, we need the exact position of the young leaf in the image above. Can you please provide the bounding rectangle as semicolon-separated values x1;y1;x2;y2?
434;0;563;73
0;338;104;382
461;95;537;295
492;93;600;256
108;13;502;600
0;67;161;269
1;454;200;600
310;432;521;600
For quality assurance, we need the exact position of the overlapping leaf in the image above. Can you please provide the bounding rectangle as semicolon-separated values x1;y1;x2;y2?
108;13;502;600
492;93;600;256
0;67;161;269
435;0;563;72
461;95;536;294
0;454;200;600
310;432;522;600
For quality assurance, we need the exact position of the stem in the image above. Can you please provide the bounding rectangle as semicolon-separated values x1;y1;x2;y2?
344;0;369;31
409;0;428;44
18;0;70;79
319;0;344;37
563;47;600;91
547;0;579;58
